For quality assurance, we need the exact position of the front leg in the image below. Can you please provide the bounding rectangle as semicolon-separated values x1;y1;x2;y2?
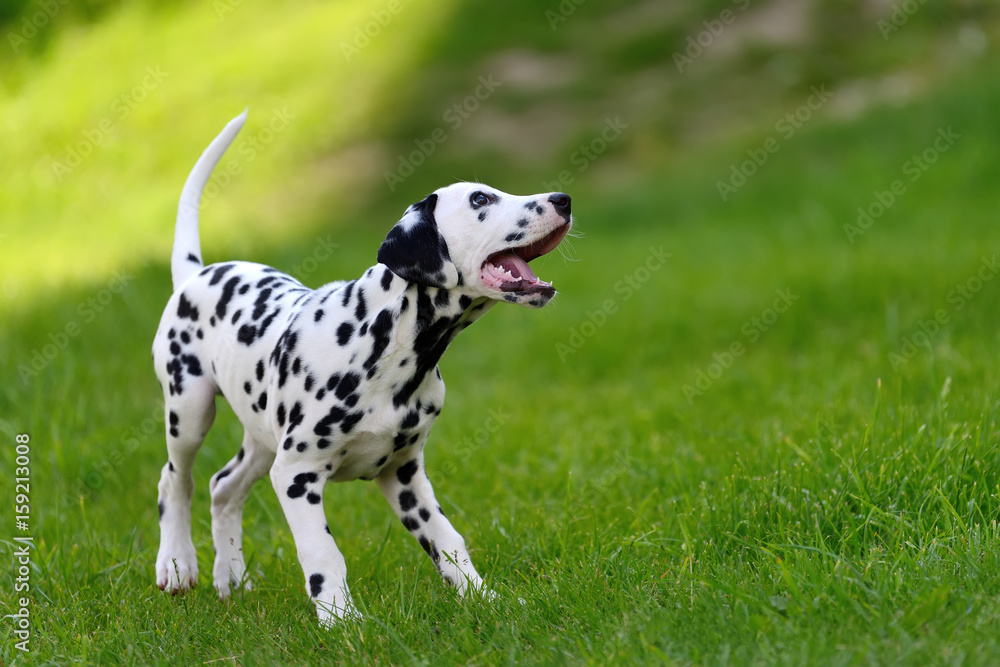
377;450;491;597
269;456;356;625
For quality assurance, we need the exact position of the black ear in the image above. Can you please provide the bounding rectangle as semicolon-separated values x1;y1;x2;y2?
377;194;459;288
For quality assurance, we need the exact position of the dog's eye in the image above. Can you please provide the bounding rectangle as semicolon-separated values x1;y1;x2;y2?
470;192;492;208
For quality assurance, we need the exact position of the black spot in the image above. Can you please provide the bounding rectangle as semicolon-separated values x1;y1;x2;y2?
354;287;367;321
210;316;217;326
168;328;176;339
180;354;203;376
309;573;324;597
326;373;342;392
170;341;181;356
314;309;324;322
257;392;267;409
257;276;278;288
394;432;409;451
177;293;200;321
304;374;314;392
158;501;165;520
375;455;387;467
399;490;417;511
363;309;393;370
316;388;326;400
286;472;318;499
344;393;359;408
283;437;293;450
197;329;204;339
517;217;530;228
419;536;439;563
359;322;368;337
317;438;331;449
239;284;250;295
238;448;245;461
214;276;241;319
340;412;363;434
231;309;242;325
288;402;304;430
187;252;200;263
401;410;420;429
244;381;252;394
478;210;487;222
381;267;394;291
307;492;321;505
292;357;301;375
459;295;472;310
216;467;232;483
505;231;525;243
252;288;272;320
336;373;360;400
209;263;235;286
169;410;179;425
434;289;450;308
396;459;418;485
419;507;431;522
180;331;191;344
341;280;355;307
297;442;307;452
402;516;420;531
256;360;265;381
277;402;286;427
314;406;346;436
168;461;175;472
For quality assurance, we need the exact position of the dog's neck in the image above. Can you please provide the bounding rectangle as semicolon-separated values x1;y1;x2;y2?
339;265;495;408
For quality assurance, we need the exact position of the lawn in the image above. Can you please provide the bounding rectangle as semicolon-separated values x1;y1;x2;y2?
3;1;1000;665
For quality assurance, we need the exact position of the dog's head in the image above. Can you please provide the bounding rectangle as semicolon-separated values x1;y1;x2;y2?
378;183;572;308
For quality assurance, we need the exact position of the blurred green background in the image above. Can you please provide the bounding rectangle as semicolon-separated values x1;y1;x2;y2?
4;0;1000;664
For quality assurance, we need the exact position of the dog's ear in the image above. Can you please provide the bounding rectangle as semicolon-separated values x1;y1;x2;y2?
377;193;459;288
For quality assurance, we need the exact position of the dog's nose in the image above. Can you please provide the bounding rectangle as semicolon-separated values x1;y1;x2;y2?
548;193;571;219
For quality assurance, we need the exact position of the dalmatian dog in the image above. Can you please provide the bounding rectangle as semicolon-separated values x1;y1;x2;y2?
151;111;572;624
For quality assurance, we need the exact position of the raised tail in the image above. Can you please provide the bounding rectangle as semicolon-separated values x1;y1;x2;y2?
171;110;248;291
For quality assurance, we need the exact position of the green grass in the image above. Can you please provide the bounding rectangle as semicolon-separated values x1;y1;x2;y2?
4;1;1000;664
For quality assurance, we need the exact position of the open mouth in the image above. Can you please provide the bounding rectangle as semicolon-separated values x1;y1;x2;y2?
480;222;570;295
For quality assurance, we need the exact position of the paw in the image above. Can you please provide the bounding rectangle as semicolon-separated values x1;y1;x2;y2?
316;598;361;627
156;547;199;594
213;557;251;599
214;571;253;599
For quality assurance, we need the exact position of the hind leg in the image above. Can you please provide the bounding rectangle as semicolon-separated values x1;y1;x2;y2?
210;431;274;597
156;382;216;593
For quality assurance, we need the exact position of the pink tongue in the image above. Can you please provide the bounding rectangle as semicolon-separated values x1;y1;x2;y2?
495;253;537;281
